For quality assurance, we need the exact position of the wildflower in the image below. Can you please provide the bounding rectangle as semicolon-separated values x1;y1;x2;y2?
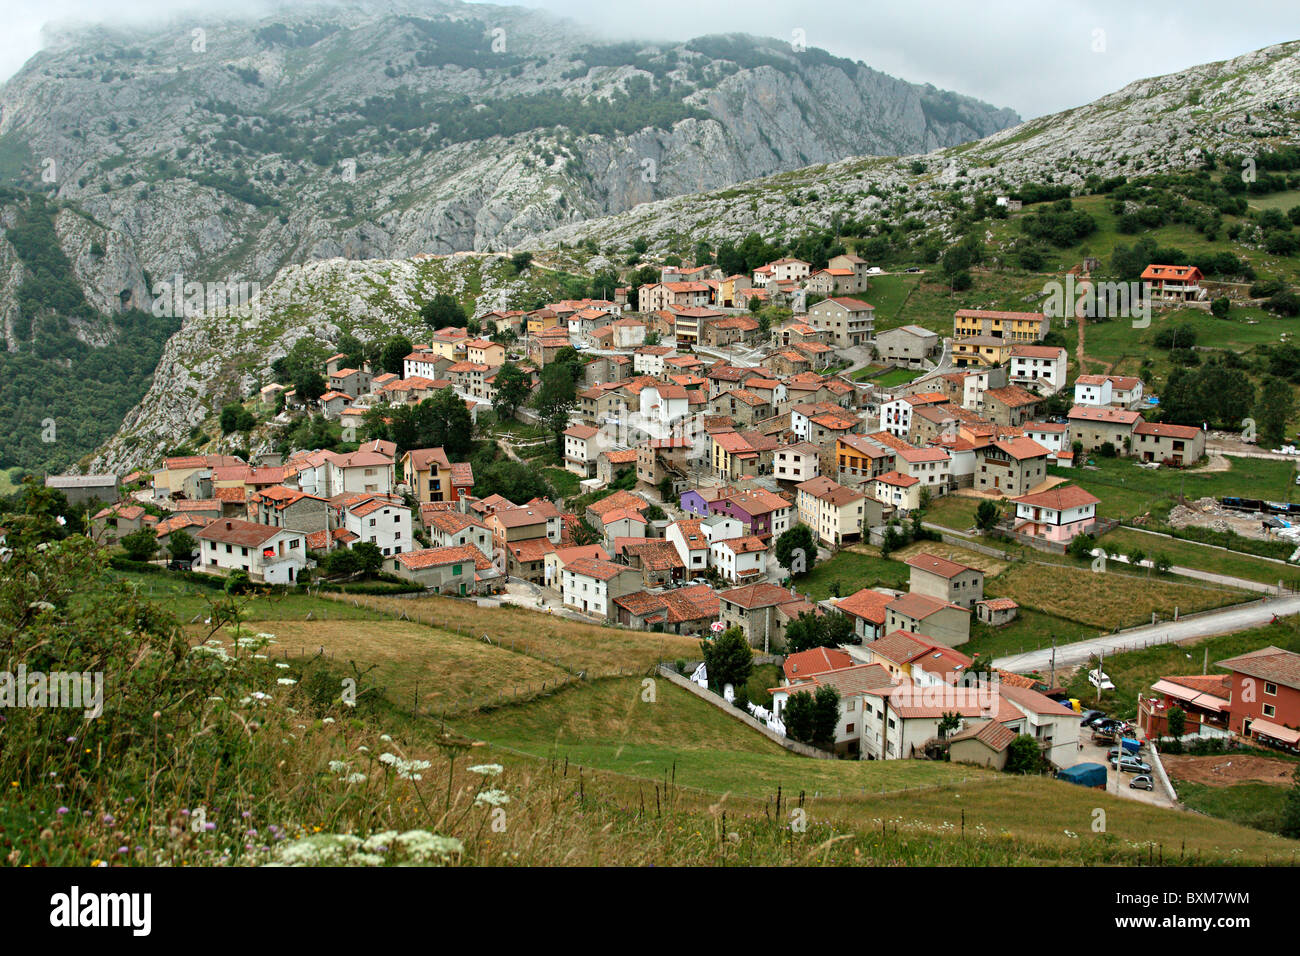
328;761;350;774
344;773;367;785
474;789;510;808
277;678;297;686
468;764;503;776
102;814;115;825
56;807;68;815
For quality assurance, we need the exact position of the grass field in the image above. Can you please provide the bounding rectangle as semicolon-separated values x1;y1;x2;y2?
1175;780;1292;835
327;592;700;675
1101;526;1293;586
923;495;983;532
250;619;572;716
543;466;581;497
107;570;385;621
1055;456;1297;520
861;273;920;327
795;548;909;599
966;607;1098;661
989;561;1245;631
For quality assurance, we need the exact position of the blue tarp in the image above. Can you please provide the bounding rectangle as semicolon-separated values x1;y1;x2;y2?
1056;763;1107;787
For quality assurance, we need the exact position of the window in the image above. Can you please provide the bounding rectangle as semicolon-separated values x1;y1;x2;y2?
1263;704;1276;718
1265;682;1278;696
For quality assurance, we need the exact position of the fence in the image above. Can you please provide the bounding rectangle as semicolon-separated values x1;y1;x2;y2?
655;665;834;759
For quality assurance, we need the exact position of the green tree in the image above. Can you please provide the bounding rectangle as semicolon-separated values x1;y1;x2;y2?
1255;374;1294;447
167;529;197;561
774;525;817;576
491;363;532;421
421;292;468;328
783;691;815;744
937;711;962;739
1066;532;1096;561
1281;765;1300;839
700;625;753;693
379;335;413;377
510;251;533;274
533;362;578;420
811;685;841;748
350;542;384;576
1004;734;1045;774
119;528;159;562
975;500;1002;533
1166;706;1186;740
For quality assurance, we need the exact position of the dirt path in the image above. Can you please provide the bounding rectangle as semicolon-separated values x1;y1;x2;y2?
1162;753;1297;787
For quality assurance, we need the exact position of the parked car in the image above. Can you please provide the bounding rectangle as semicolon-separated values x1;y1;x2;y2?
1080;709;1106;727
905;267;921;273
1111;755;1151;774
1129;774;1155;791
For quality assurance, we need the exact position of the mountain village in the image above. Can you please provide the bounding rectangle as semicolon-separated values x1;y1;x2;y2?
44;248;1300;790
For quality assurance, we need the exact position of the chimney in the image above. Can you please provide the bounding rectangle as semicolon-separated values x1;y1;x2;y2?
225;521;232;530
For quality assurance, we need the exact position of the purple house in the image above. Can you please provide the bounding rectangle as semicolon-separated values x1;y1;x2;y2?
680;487;729;518
707;487;791;538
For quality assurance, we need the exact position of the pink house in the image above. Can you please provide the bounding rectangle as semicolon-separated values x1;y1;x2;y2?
1010;485;1100;543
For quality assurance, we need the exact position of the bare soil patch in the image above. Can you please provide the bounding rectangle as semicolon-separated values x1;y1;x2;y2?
1163;752;1296;787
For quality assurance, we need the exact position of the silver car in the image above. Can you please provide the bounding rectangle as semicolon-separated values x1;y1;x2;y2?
1129;774;1155;791
1111;754;1151;774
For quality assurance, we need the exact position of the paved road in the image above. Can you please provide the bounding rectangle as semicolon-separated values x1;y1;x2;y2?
1093;550;1277;594
993;594;1300;673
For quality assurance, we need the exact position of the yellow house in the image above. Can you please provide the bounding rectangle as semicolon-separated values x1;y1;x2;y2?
466;339;506;367
526;309;563;334
953;309;1049;343
427;328;468;361
952;336;1014;368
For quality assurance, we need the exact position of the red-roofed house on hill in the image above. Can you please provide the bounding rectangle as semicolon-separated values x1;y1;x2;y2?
905;552;985;608
885;592;971;647
1009;484;1100;544
391;545;501;595
1132;421;1205;467
1215;646;1300;748
974;436;1049;497
834;588;892;643
1136;673;1232;740
1141;264;1205;303
561;557;642;621
805;296;875;348
197;518;309;584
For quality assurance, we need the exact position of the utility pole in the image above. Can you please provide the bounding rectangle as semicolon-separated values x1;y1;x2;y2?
1049;636;1056;690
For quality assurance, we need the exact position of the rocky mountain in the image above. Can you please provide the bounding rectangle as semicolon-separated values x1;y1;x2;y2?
0;0;1016;301
526;39;1300;253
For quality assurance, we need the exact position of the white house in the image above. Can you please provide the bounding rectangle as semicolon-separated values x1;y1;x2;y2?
710;535;769;583
340;494;412;558
1009;485;1100;544
561;557;639;621
424;510;493;558
563;424;602;477
197;519;309;585
402;349;442;380
666;519;711;576
1072;375;1114;407
772;441;821;484
633;346;676;378
326;449;395;496
1009;345;1068;394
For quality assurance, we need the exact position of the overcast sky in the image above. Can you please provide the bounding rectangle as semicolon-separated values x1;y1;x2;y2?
0;0;1296;118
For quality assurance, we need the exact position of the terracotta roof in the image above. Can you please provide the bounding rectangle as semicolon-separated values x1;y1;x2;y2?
1068;405;1142;425
875;470;919;488
904;552;978;579
1215;646;1300;691
886;592;967;621
197;518;286;547
565;557;633;582
783;647;856;682
720;582;803;610
955;309;1047;323
796;475;865;506
979;597;1020;612
835;588;892;625
1011;485;1100;511
1133;422;1201;440
506;538;556;562
990;437;1050;461
425;511;488;535
396;545;492;571
947;720;1018;753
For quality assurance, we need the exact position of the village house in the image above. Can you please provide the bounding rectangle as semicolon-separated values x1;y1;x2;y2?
834;587;893;643
542;544;611;592
772;663;898;757
424;510;493;558
1009;484;1101;544
954;309;1049;343
336;493;412;558
1142;264;1205;303
974;437;1049;497
773;441;822;485
392;545;500;596
710;535;769;583
1132;421;1205;466
874;325;939;368
718;583;808;652
45;474;120;508
709;487;794;540
561;557;642;621
979;385;1041;427
1008;345;1067;394
873;470;922;512
1213;646;1300;748
613;583;720;634
329;367;373;399
795;475;866;547
880;392;948;438
975;597;1020;627
1067;405;1141;454
251;486;330;533
885;592;971;647
562;424;602;477
197;518;309;584
905;553;985;608
91;502;146;545
804;296;875;348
